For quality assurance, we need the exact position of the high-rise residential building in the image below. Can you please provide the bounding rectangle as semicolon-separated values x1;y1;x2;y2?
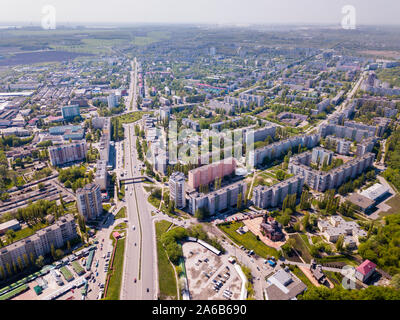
95;160;108;191
169;172;186;209
188;157;237;190
61;105;80;120
48;141;87;166
288;151;375;192
253;176;304;209
248;134;320;167
107;93;118;109
188;180;247;215
76;183;103;221
0;214;77;275
159;106;171;121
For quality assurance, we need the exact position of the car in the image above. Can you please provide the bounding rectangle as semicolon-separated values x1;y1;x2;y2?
146;288;149;292
132;225;136;230
134;278;137;283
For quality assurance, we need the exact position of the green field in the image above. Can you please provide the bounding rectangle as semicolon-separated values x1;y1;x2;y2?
288;234;313;263
114;111;152;124
115;207;126;220
104;236;126;300
379;194;400;218
8;222;48;243
155;220;177;300
59;266;74;282
218;222;279;259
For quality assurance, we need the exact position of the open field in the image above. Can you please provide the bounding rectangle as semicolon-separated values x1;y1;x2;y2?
218;221;279;259
379;194;400;218
155;220;177;300
104;236;126;300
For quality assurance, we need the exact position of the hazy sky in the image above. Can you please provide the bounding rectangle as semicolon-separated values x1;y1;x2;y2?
0;0;399;26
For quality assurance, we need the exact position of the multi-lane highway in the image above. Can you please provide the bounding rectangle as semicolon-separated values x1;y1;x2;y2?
120;123;157;300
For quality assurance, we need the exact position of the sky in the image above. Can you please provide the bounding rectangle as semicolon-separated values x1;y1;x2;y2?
0;0;399;26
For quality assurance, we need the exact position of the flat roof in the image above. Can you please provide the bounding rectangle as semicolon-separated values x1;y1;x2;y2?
360;183;390;201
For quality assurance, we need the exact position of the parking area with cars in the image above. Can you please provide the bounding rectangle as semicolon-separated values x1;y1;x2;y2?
182;242;241;300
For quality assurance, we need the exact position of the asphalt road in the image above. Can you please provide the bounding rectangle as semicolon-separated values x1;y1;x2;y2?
120;123;156;300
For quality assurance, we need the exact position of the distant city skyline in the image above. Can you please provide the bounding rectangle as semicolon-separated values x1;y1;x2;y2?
0;0;400;26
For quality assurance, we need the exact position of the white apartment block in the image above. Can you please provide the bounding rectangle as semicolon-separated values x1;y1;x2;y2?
0;214;77;275
169;171;186;209
288;151;375;192
248;134;320;167
76;183;103;221
187;180;247;215
253;175;304;209
48;141;87;166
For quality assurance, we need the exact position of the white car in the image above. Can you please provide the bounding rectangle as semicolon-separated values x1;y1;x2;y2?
132;225;136;230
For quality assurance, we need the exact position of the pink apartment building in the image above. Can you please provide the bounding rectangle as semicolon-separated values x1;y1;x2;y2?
188;157;237;189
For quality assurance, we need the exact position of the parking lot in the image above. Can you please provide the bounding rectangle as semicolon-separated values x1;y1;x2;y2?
182;242;241;300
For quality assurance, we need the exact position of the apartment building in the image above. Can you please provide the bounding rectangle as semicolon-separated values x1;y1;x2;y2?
169;171;186;209
288;151;375;192
61;104;80;120
159;106;171;121
311;147;334;165
187;180;247;215
188;157;237;189
248;134;320;167
224;96;249;109
182;118;200;132
48;141;87;166
0;214;77;275
252;175;304;209
76;183;103;221
356;136;377;157
239;93;264;107
208;100;236;114
95;160;108;191
107;93;118;109
99;117;111;163
244;125;277;145
319;122;374;142
316;98;331;113
326;136;351;155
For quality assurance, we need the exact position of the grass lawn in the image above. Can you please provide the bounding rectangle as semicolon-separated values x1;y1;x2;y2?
148;195;161;209
114;111;152;124
289;234;313;263
286;264;315;288
316;254;359;267
10;222;48;243
379;194;400;218
155;220;177;300
115;207;126;220
218;222;279;259
104;235;126;300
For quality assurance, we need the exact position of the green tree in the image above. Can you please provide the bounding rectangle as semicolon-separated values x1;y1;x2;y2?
336;235;344;252
35;256;45;268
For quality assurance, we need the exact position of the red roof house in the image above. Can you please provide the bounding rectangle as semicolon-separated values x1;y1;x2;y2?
355;259;377;283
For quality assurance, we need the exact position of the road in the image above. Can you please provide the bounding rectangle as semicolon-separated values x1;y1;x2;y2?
120;123;157;300
126;58;138;111
305;71;367;135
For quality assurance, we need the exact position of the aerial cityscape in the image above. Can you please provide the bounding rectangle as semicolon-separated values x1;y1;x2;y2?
1;0;400;305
